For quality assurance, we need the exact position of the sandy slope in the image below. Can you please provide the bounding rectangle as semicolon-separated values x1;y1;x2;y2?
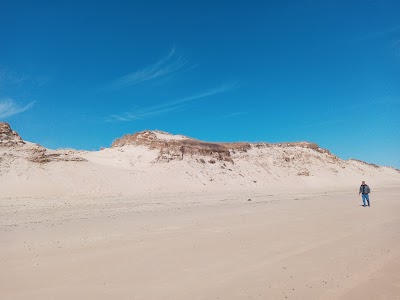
1;143;400;198
1;124;400;299
1;123;400;197
1;186;400;299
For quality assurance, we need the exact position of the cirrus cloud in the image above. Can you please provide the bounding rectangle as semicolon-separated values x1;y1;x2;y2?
107;83;237;122
110;47;189;89
0;97;35;119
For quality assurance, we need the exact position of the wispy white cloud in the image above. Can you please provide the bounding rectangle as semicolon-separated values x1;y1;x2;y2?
0;97;35;118
107;83;237;122
108;105;186;122
110;48;188;89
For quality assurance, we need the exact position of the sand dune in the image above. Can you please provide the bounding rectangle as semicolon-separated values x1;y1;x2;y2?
1;122;400;299
1;123;399;197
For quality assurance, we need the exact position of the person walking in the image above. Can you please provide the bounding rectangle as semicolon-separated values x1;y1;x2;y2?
359;181;371;207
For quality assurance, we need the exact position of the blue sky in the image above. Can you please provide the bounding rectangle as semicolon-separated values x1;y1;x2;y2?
1;1;399;167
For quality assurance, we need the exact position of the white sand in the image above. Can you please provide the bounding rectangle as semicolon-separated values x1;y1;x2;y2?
1;130;400;299
1;186;399;299
1;143;400;198
153;131;189;141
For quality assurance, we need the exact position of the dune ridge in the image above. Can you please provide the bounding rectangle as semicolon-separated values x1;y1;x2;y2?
1;122;399;197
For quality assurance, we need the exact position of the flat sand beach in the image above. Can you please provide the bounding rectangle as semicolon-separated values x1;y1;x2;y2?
1;185;399;299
